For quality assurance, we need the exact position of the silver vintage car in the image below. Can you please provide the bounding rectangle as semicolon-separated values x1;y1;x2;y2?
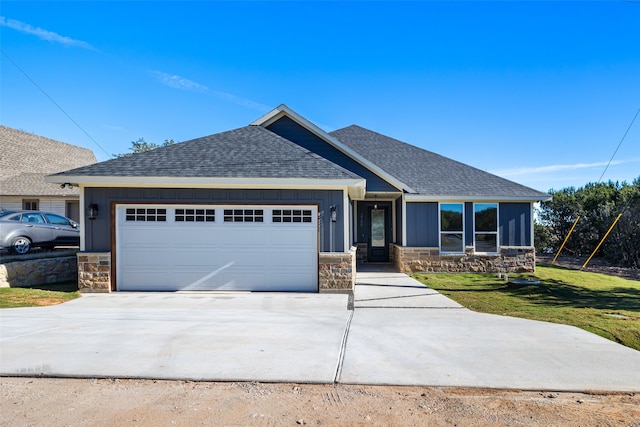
0;210;80;254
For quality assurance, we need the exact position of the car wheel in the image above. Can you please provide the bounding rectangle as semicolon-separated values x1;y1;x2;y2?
10;237;31;254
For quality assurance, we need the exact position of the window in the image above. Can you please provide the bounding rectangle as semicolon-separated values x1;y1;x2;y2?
22;200;38;210
125;208;167;222
175;208;215;222
440;203;463;253
272;209;312;223
21;212;45;223
44;213;73;226
223;209;263;223
474;203;498;253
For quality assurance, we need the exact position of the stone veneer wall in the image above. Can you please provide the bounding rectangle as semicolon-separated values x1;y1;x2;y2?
77;252;111;293
319;247;356;293
392;244;535;274
0;256;77;288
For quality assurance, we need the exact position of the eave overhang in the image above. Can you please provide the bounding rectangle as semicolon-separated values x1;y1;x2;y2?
404;194;552;203
45;175;367;200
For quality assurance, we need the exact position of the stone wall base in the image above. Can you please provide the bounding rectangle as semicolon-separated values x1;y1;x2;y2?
392;244;535;274
0;256;77;288
319;247;356;293
77;252;111;293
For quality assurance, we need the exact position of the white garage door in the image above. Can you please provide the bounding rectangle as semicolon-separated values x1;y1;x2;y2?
116;204;318;292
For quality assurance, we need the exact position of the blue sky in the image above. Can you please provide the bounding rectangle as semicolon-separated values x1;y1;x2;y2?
1;1;638;193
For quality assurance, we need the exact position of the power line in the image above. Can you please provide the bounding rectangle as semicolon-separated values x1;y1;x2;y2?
1;48;112;159
597;105;639;183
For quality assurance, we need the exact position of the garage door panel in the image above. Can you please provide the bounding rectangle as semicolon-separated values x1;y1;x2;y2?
116;205;318;292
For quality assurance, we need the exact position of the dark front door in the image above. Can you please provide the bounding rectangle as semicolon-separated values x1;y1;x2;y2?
367;206;389;262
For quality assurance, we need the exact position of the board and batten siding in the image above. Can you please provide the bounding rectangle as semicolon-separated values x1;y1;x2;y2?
405;202;439;247
404;201;532;248
266;116;398;193
499;202;532;246
82;187;345;253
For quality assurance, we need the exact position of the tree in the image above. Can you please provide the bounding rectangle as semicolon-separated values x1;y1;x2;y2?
537;178;640;268
114;138;175;157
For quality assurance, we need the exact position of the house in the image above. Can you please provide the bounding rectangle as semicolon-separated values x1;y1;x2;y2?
47;105;550;293
0;125;97;221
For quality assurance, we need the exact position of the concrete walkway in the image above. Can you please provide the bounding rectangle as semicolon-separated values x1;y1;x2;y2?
340;269;640;391
1;268;639;391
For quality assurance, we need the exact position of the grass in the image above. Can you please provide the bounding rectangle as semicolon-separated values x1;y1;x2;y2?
414;264;640;351
0;281;80;308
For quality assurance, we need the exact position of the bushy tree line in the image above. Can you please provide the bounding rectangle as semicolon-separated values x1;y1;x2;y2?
114;137;175;157
536;178;640;269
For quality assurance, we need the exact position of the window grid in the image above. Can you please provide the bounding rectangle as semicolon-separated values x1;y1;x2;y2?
223;209;264;223
272;209;313;223
175;208;215;222
126;208;167;222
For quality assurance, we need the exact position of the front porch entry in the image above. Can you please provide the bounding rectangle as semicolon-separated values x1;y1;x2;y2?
356;200;394;263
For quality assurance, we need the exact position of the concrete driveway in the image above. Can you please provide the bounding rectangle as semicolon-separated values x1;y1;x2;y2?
1;271;639;391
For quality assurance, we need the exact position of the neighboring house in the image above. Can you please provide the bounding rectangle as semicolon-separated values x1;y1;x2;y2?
0;125;97;221
47;105;550;293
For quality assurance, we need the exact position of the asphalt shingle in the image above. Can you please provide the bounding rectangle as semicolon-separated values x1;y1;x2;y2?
53;126;361;181
330;125;550;199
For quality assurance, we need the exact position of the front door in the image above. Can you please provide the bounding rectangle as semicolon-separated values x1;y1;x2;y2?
367;206;389;262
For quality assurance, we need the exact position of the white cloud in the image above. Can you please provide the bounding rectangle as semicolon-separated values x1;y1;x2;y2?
152;71;209;93
0;16;96;50
152;70;268;111
491;160;625;177
211;91;269;111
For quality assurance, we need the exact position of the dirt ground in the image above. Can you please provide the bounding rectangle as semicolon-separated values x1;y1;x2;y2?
1;378;639;427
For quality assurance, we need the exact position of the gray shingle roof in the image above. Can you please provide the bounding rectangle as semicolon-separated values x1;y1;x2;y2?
53;126;361;180
0;125;97;196
1;173;81;197
330;125;550;199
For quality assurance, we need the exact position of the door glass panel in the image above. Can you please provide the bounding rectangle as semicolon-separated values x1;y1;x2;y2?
371;209;385;247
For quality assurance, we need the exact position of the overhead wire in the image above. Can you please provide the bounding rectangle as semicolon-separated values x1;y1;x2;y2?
1;48;112;159
597;106;639;183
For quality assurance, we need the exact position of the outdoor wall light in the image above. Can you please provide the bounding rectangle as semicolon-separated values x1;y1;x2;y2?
330;205;337;222
87;204;99;220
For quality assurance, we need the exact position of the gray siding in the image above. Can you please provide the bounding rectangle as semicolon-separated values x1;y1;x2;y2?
464;202;474;245
83;188;345;252
499;202;532;246
404;201;532;248
266;116;399;193
405;202;438;247
395;198;403;245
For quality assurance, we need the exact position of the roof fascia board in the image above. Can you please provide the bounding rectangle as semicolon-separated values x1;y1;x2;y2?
404;194;552;202
252;105;417;194
46;175;366;199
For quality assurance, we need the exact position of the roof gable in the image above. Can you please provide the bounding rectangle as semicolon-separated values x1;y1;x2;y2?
330;125;550;200
252;105;414;193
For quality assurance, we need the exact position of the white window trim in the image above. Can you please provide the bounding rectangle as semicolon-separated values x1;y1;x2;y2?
473;202;499;254
438;202;465;254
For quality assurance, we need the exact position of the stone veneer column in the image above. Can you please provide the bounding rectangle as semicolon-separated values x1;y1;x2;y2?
77;252;111;293
318;247;356;293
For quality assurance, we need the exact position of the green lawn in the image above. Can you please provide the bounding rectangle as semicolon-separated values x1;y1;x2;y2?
0;281;80;308
414;264;640;351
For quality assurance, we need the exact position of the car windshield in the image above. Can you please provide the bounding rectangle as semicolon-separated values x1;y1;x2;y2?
0;211;17;218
